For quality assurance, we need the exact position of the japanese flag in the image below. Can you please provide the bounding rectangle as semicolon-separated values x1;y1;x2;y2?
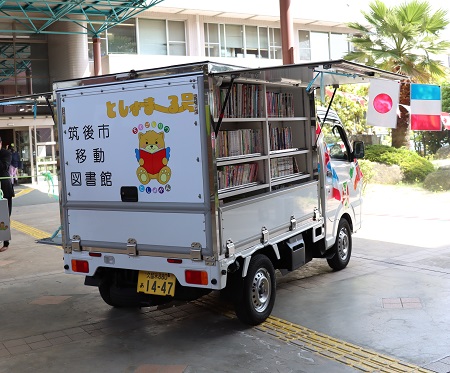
367;79;400;128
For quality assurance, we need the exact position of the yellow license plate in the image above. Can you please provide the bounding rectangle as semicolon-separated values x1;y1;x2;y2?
137;271;176;296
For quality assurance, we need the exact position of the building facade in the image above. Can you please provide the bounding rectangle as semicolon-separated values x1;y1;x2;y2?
3;1;444;184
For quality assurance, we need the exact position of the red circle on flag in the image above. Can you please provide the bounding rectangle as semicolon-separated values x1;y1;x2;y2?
373;94;393;114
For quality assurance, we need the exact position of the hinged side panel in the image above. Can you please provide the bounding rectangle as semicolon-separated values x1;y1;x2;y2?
220;181;319;252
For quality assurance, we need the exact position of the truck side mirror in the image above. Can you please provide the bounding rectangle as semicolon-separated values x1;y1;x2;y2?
353;141;365;159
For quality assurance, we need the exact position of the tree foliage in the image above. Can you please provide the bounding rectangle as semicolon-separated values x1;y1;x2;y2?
345;0;450;148
316;85;369;135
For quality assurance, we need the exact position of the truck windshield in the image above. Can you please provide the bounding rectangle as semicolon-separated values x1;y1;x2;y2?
325;126;349;161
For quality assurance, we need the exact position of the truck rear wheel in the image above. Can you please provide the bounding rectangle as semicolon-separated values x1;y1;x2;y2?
327;218;352;270
234;254;276;326
99;281;144;308
98;281;121;307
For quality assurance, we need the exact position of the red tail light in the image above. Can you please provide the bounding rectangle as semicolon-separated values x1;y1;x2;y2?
89;252;102;257
71;259;89;273
185;270;208;285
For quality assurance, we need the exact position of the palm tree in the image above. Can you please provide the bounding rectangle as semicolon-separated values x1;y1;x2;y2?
345;0;450;148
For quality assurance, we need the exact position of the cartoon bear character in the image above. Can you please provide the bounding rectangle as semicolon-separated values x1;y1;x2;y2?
135;130;171;185
0;222;8;230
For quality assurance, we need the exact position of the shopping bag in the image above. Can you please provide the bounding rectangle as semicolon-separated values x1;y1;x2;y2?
0;197;11;241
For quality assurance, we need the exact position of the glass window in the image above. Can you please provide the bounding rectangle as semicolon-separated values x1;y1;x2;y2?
298;30;311;61
225;24;243;57
168;21;185;42
107;20;137;54
220;24;226;56
245;26;258;57
269;28;282;59
311;32;330;61
259;27;269;58
204;23;280;59
167;21;186;56
325;126;349;161
330;33;349;59
36;128;52;143
138;19;186;56
0;39;50;115
204;23;220;57
139;19;167;55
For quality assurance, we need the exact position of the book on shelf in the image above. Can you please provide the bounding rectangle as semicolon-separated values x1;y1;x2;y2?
266;92;294;118
215;129;263;158
270;156;299;178
269;125;293;151
214;83;264;118
218;163;259;189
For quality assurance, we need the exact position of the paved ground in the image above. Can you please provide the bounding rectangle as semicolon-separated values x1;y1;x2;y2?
0;183;449;373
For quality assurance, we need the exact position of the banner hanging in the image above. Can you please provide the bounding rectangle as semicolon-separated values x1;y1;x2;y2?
366;79;400;128
410;84;442;131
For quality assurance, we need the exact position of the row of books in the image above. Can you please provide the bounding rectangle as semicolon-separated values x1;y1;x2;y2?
215;129;263;158
270;157;299;178
213;84;295;118
218;163;259;189
266;92;295;118
269;125;294;151
213;84;265;118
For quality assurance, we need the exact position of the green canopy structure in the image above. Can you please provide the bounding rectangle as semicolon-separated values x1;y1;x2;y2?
0;0;165;36
0;0;165;81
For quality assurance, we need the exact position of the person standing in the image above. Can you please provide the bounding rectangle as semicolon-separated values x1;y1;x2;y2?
9;145;20;185
0;138;14;252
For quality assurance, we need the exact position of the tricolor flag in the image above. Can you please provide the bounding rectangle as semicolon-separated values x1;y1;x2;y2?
410;84;442;131
366;79;400;128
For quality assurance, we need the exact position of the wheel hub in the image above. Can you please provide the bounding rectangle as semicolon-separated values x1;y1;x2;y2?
251;268;271;312
338;228;349;260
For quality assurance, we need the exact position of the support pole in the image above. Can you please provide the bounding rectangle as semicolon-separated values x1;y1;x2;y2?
279;0;294;65
93;36;102;76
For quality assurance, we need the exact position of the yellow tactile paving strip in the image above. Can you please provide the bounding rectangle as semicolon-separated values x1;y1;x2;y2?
195;295;434;373
11;220;51;240
257;316;433;373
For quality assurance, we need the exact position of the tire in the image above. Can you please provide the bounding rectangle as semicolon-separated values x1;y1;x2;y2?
234;254;276;326
327;218;352;270
98;281;119;307
99;281;140;308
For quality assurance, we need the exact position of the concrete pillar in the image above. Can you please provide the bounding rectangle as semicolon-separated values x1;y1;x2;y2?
279;0;294;65
47;18;90;82
93;36;102;76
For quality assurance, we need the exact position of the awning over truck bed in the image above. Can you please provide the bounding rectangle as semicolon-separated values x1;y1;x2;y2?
210;59;404;89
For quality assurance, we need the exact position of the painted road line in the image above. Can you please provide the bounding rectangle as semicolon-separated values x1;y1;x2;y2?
195;295;433;373
14;187;34;198
11;220;51;240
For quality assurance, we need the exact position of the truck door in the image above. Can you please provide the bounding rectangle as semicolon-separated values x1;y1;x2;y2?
324;124;363;244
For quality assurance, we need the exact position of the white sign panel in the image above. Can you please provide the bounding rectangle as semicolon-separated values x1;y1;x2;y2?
60;76;204;203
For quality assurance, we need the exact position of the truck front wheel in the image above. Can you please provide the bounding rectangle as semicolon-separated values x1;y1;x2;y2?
234;254;276;326
327;218;352;270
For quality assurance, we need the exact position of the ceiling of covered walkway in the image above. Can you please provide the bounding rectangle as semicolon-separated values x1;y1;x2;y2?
0;0;164;85
0;0;165;36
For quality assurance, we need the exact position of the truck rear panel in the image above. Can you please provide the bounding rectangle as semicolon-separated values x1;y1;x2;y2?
57;74;213;258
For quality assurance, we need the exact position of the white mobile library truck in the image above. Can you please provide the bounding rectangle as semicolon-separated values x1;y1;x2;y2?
57;60;400;325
